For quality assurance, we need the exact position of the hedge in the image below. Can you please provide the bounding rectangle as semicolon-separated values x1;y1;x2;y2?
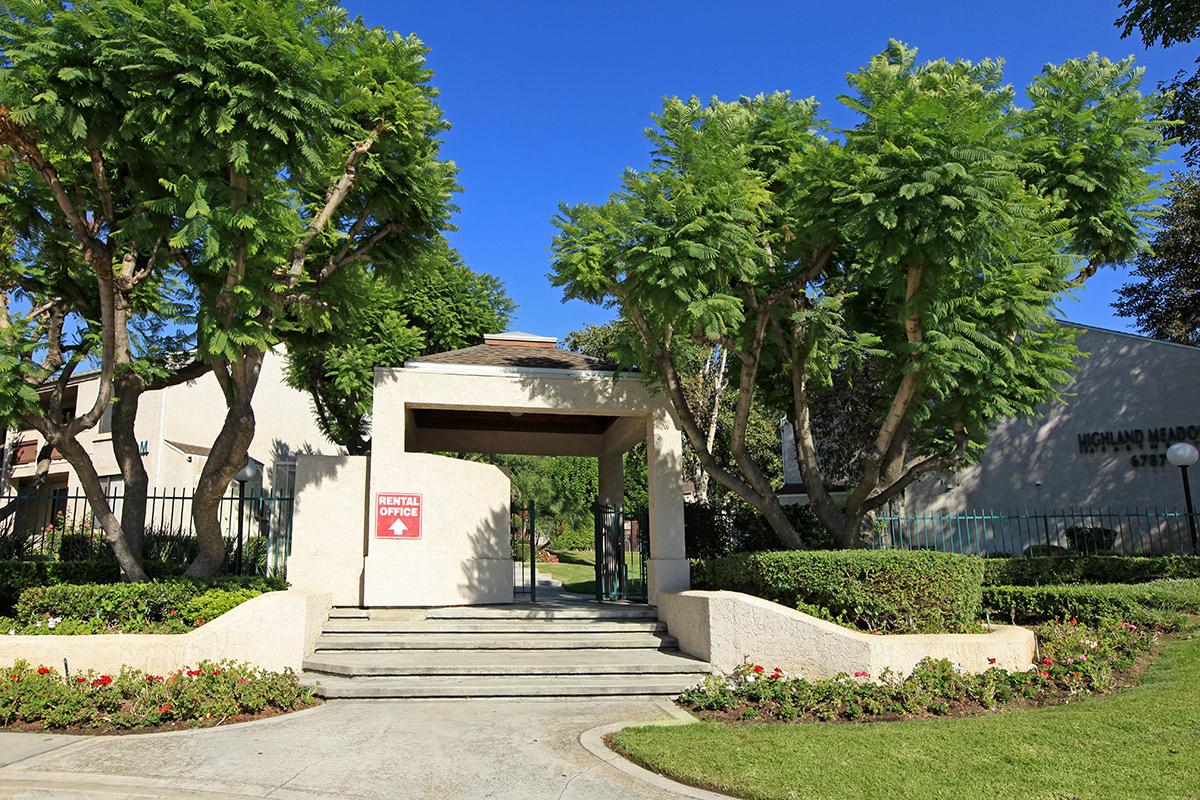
13;576;286;630
691;550;985;633
982;579;1200;630
983;555;1200;587
0;560;190;613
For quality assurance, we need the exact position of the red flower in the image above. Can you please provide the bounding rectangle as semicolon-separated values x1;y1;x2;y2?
1038;671;1050;679
186;669;202;677
853;671;870;678
1069;617;1078;626
76;677;87;684
8;675;19;681
211;669;221;676
1042;657;1053;665
167;609;178;617
752;665;764;673
1073;671;1081;678
987;658;997;665
158;703;173;714
36;666;50;675
91;675;113;687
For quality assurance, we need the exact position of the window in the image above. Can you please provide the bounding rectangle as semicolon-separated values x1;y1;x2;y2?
98;475;125;499
98;400;113;434
271;461;297;497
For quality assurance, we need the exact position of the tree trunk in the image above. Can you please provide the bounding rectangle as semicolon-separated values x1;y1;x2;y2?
186;352;263;577
111;372;148;572
695;347;727;504
53;434;148;581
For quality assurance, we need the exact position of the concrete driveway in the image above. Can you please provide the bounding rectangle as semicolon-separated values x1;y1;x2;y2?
0;698;696;799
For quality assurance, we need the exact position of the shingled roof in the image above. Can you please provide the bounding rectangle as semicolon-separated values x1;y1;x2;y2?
410;331;620;372
412;343;617;371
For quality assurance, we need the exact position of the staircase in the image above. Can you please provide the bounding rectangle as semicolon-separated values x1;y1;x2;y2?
301;602;712;699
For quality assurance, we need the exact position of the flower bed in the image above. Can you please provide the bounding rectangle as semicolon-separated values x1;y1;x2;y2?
678;619;1158;723
0;577;286;635
0;659;315;732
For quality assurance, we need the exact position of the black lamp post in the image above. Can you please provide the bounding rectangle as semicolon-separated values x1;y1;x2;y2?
1167;442;1199;555
234;460;260;575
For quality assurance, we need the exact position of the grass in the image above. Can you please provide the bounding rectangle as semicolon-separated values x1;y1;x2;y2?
540;550;597;595
611;632;1200;800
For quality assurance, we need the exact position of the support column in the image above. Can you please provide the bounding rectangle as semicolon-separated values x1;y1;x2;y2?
645;407;689;605
598;453;624;508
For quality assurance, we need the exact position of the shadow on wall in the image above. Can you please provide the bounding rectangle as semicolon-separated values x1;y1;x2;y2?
455;495;515;604
907;328;1200;552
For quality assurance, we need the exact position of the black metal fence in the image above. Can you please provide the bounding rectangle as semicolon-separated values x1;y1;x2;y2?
0;488;294;574
877;507;1200;557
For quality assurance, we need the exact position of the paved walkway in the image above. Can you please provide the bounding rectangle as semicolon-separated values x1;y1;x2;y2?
0;698;695;799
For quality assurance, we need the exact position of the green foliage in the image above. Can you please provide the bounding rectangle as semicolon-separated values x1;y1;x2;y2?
550;525;595;551
677;619;1157;723
489;455;599;544
550;42;1165;548
691;550;984;633
982;580;1200;629
0;560;117;613
1115;172;1200;345
0;659;313;729
983;555;1200;586
286;242;514;452
12;577;283;632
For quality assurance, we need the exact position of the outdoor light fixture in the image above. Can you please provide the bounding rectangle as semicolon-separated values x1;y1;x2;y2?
233;460;261;574
1166;442;1199;553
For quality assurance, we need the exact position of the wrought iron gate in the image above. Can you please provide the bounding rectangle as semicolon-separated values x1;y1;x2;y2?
594;503;649;602
512;500;537;602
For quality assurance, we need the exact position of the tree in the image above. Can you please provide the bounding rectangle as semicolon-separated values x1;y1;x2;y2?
286;240;514;454
1114;172;1200;345
0;0;458;576
1118;0;1200;165
551;43;1164;549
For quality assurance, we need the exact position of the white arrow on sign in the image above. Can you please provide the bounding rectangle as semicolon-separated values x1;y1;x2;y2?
389;518;408;536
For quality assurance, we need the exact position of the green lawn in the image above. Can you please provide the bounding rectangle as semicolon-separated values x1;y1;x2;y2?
612;634;1200;800
540;550;597;594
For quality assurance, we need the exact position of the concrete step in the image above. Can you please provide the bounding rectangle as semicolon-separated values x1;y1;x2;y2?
313;632;679;651
302;648;713;678
301;673;704;699
321;618;667;635
328;607;370;620
423;605;656;621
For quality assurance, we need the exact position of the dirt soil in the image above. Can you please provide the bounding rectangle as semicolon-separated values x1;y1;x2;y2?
0;699;322;736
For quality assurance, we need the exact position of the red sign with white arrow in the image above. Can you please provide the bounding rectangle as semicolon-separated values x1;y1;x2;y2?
375;492;422;539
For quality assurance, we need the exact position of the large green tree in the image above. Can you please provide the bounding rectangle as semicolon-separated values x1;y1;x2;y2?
0;0;456;575
551;43;1164;549
286;240;514;454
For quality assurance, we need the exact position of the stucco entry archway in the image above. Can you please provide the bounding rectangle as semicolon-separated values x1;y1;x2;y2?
287;333;689;608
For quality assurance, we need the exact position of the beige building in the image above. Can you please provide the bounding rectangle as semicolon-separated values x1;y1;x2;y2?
3;347;338;502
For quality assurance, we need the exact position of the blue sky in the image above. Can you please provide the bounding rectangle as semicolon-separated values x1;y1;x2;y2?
344;0;1195;340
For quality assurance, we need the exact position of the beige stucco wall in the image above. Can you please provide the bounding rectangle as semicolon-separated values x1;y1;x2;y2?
287;455;369;606
659;590;1035;678
363;452;512;606
7;347;337;495
0;589;330;675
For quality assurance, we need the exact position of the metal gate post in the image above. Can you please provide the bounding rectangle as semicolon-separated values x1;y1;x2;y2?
529;500;537;603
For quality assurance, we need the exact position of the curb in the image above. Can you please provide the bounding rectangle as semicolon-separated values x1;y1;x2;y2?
577;701;740;800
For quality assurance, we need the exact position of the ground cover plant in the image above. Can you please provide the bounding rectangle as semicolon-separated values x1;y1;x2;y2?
678;618;1156;724
611;633;1200;800
690;550;984;633
0;577;284;634
0;659;314;731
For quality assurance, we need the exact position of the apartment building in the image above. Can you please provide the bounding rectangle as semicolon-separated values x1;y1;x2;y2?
2;348;340;504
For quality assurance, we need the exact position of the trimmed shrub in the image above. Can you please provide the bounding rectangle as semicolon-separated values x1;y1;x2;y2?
552;525;595;551
14;576;285;631
691;550;985;633
982;579;1200;629
983;556;1200;587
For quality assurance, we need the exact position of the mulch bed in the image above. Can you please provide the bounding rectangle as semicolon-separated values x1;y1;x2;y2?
0;699;323;736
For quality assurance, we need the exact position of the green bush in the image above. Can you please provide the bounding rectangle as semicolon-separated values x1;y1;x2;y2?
0;559;194;613
552;525;594;551
983;555;1200;587
691;550;985;633
0;659;313;729
14;576;285;633
982;579;1200;629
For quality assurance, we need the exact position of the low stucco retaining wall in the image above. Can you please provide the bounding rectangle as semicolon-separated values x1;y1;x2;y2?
0;589;330;675
659;590;1035;679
